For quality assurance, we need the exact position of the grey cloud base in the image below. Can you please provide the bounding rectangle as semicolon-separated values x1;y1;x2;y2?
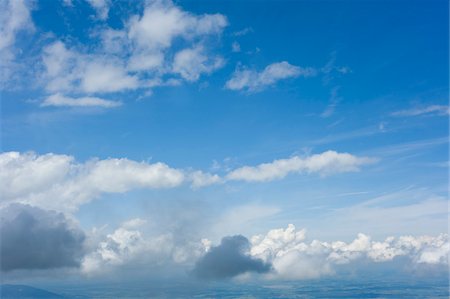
193;235;271;279
0;204;85;271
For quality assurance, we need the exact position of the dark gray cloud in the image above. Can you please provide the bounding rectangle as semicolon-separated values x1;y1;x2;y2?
193;235;271;279
0;204;86;271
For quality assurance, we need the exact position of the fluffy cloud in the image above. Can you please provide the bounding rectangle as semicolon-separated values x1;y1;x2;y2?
225;62;317;92
37;1;228;106
0;204;85;271
81;218;207;274
226;151;376;182
42;41;140;94
193;235;272;279
391;105;450;117
41;93;121;108
0;152;185;212
248;224;449;280
0;150;377;211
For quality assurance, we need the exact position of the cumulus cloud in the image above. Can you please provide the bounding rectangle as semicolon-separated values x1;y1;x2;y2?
225;62;317;92
248;224;449;280
41;93;122;108
42;41;140;94
0;204;85;271
391;105;450;117
36;1;228;105
81;218;207;275
226;151;376;182
193;235;272;279
0;152;185;212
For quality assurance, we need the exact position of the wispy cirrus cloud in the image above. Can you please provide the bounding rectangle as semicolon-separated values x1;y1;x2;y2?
41;93;121;108
391;105;449;117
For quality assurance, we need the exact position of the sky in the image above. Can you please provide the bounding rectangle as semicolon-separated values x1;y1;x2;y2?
0;0;449;285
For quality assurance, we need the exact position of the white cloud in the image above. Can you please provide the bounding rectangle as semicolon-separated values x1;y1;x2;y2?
172;46;224;82
225;61;317;92
38;1;228;104
42;41;140;94
189;170;221;188
0;0;34;83
391;105;450;117
128;1;227;51
226;151;377;182
86;0;110;20
231;41;240;52
81;219;207;274
249;224;449;280
41;93;122;108
0;152;185;212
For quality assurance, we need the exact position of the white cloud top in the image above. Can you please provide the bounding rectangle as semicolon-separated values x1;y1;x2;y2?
249;224;449;280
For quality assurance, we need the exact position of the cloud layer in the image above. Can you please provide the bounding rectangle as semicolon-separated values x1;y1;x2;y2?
0;204;85;271
249;224;449;280
0;150;376;211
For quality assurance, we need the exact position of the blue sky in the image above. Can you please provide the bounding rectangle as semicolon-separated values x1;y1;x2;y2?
0;0;448;283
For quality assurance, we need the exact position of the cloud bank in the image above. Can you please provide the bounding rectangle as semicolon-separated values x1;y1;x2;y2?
0;151;376;211
249;224;449;280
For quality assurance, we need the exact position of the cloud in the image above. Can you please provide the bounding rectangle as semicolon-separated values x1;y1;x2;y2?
172;46;224;82
41;93;122;108
0;0;34;84
225;61;317;92
0;150;377;211
36;1;228;105
0;152;185;212
86;0;110;20
231;41;240;52
189;170;222;188
193;235;272;279
0;204;85;271
81;218;207;275
321;87;341;118
249;224;449;280
391;105;450;117
42;41;140;94
226;151;376;182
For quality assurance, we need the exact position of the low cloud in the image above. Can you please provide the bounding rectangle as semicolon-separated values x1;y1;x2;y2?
225;61;317;92
0;151;185;212
193;235;272;279
0;204;85;271
249;224;449;280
